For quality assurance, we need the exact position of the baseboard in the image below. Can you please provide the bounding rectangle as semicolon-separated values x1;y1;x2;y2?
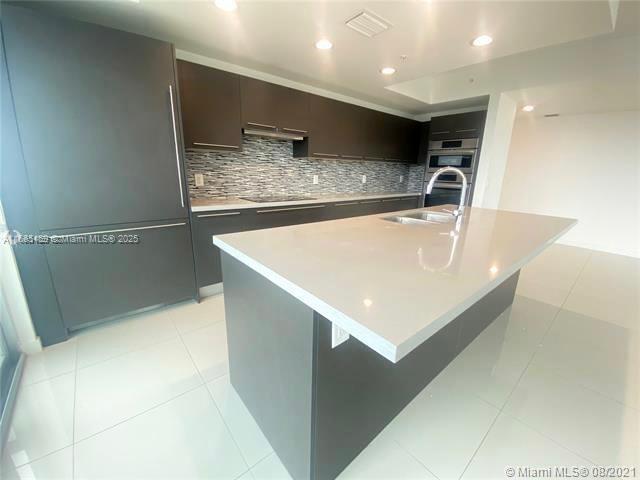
199;283;224;298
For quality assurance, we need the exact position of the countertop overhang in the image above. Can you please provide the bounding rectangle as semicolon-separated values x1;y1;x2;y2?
213;206;576;363
190;192;421;213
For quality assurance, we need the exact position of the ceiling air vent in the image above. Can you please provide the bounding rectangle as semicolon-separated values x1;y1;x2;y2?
345;10;392;38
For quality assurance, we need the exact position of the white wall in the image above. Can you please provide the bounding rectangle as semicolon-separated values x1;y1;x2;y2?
499;110;640;258
472;92;517;209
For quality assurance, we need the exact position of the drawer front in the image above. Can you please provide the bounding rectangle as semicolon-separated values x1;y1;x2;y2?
378;197;420;213
194;210;257;287
45;222;196;329
254;204;328;230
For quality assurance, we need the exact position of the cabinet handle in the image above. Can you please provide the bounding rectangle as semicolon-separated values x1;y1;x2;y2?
382;198;403;202
168;85;185;208
431;130;450;135
247;122;277;130
360;200;382;204
192;142;240;149
341;155;363;160
455;128;477;133
52;222;187;238
364;156;383;161
334;202;360;206
257;205;326;214
281;127;308;134
312;152;339;158
197;211;241;218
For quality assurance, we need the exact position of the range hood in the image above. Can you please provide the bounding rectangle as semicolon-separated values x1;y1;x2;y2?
243;128;305;141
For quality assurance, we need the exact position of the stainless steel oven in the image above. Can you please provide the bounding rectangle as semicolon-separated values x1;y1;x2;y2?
423;137;479;207
423;170;473;207
426;138;479;175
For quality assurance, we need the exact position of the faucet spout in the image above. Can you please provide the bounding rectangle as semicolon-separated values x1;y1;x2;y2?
426;167;468;216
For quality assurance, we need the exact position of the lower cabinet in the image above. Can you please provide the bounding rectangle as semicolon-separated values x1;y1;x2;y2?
253;204;329;229
193;196;421;288
44;221;196;330
193;210;258;288
377;197;421;213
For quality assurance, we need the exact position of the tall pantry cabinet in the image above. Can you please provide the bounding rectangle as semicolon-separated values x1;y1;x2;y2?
1;6;197;342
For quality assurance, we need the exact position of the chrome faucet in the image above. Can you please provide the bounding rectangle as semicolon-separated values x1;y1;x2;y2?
425;167;468;216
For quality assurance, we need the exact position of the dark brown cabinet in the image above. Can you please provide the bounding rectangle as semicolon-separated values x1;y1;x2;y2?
45;222;196;329
429;111;486;141
2;6;197;339
177;60;242;151
2;6;189;231
294;96;420;162
193;195;421;287
241;77;310;135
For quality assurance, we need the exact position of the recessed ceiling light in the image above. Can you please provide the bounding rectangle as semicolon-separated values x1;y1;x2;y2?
214;0;237;12
471;35;493;47
315;39;333;50
380;67;396;75
522;105;535;112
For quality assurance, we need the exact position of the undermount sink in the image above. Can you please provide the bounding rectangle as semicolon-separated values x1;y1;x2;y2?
383;211;457;225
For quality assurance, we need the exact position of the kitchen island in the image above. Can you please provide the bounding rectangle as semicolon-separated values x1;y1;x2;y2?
213;205;576;480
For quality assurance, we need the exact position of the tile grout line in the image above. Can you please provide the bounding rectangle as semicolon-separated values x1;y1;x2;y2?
173;313;255;474
390;438;442;480
72;382;206;446
456;253;594;479
498;409;599;467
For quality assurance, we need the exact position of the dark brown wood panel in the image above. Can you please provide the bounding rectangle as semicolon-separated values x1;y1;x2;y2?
177;60;242;151
240;77;310;134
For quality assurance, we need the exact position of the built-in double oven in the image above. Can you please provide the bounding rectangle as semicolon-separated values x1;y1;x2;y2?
423;138;479;207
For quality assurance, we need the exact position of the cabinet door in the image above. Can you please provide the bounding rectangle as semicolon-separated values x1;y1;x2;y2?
193;210;257;287
2;6;187;231
452;111;487;137
178;60;242;151
361;110;387;161
378;197;420;213
307;96;342;158
44;222;196;329
429;115;457;140
254;204;328;229
241;77;310;134
328;201;370;219
358;199;385;214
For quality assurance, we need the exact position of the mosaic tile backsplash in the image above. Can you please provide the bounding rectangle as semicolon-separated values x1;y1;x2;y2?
185;136;425;199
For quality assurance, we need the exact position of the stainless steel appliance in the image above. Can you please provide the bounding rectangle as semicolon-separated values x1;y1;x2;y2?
423;138;479;207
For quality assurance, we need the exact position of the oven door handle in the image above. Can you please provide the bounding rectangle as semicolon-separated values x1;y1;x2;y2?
428;149;477;156
426;182;470;190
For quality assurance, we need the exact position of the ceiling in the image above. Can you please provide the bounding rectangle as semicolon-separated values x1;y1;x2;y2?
18;0;640;117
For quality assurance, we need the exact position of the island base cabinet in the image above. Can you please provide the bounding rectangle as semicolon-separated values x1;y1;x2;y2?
44;221;196;330
222;252;519;480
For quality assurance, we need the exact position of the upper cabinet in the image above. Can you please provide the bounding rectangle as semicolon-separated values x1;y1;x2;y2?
429;111;487;141
177;60;242;152
240;77;310;136
293;96;420;162
175;62;421;162
2;5;189;230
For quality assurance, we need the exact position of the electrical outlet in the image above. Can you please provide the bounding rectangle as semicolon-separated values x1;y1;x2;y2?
361;175;367;184
400;175;404;183
313;174;319;185
194;173;204;187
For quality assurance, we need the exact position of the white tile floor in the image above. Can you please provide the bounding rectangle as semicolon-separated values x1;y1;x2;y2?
2;246;639;479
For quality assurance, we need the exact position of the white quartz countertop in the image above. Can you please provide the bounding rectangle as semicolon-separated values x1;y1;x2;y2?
190;192;420;212
213;206;576;363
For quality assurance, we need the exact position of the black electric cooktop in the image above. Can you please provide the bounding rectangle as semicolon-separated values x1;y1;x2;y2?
241;195;317;203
